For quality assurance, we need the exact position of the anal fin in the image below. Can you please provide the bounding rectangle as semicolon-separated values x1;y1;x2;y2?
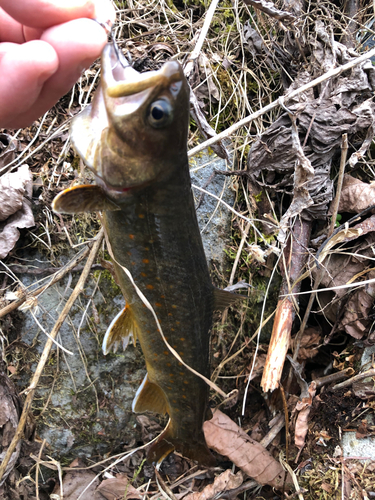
102;304;138;355
52;184;120;214
132;374;168;415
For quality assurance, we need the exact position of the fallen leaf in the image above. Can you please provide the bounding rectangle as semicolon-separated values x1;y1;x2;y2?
53;468;99;500
96;474;142;500
336;175;375;213
184;470;243;500
243;0;296;23
0;164;34;259
0;133;17;171
293;327;322;360
203;410;292;489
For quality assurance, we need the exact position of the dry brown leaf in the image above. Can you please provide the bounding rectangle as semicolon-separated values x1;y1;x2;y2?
203;410;292;489
243;0;296;23
0;133;17;171
294;382;316;450
184;470;243;500
53;469;99;500
336;175;375;213
96;474;142;500
0;165;29;221
0;164;34;259
293;327;322;360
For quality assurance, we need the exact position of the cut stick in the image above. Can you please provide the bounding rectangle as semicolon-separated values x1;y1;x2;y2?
261;218;312;392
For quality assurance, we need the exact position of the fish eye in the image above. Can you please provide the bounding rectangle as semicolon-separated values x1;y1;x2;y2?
148;99;173;128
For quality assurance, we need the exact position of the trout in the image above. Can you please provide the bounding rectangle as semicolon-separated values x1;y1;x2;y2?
53;44;237;466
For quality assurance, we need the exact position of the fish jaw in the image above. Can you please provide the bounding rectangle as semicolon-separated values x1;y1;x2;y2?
70;43;190;202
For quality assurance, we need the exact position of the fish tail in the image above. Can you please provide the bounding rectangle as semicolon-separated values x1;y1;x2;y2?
148;422;216;467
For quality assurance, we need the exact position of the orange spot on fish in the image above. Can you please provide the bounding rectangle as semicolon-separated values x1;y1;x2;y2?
146;284;154;290
141;272;147;277
169;373;174;377
179;352;184;356
180;337;185;341
138;214;145;219
168;313;173;316
155;302;162;307
146;330;151;333
142;259;149;264
171;328;175;331
176;321;180;325
145;247;149;251
154;353;158;357
166;363;171;367
160;295;165;299
131;261;135;265
183;380;189;385
182;395;187;399
129;234;135;239
164;351;169;356
172;305;177;309
179;372;184;376
178;362;182;366
167;386;172;390
127;251;131;256
172;400;177;403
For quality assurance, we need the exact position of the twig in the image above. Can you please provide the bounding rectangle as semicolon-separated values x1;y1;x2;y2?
260;413;285;448
186;0;220;67
0;244;92;319
261;218;312;393
314;367;354;389
331;368;375;391
328;134;348;236
187;46;375;158
0;227;104;484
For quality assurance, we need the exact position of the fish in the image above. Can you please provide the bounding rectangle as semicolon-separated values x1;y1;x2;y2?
52;43;239;466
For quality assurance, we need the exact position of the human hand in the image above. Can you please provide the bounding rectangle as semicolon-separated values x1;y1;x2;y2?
0;0;115;129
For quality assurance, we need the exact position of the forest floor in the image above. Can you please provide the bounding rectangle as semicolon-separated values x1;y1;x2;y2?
1;0;375;498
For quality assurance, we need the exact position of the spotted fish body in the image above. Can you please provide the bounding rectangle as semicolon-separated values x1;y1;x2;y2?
53;44;236;466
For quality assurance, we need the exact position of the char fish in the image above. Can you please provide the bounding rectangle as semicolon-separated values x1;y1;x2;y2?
53;44;237;466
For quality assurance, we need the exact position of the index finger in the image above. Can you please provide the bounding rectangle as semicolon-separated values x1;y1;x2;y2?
0;0;112;30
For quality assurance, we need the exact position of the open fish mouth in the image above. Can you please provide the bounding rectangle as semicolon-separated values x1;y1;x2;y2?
69;42;189;197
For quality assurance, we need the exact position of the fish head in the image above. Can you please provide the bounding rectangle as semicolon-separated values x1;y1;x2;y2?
71;44;190;200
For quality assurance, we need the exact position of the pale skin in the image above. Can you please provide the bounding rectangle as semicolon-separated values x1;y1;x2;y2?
0;0;115;129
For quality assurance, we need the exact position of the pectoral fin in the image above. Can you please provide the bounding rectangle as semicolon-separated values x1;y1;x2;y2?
102;304;138;355
132;374;168;415
213;287;244;311
52;185;120;214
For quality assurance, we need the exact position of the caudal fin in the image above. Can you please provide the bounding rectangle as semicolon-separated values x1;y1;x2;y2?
148;422;216;467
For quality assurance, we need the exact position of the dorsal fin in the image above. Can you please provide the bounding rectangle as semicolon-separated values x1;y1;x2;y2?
213;287;245;311
52;185;120;214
